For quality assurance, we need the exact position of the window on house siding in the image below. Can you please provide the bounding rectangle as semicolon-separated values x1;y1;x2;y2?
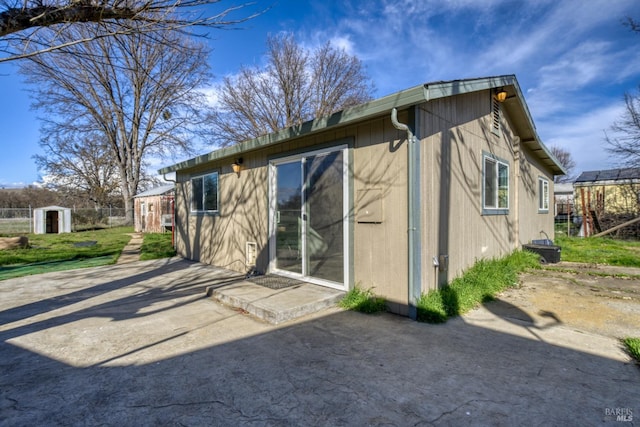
538;177;549;212
191;172;219;213
483;154;509;214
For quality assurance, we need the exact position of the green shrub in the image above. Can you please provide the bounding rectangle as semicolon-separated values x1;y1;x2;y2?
623;337;640;363
339;286;386;314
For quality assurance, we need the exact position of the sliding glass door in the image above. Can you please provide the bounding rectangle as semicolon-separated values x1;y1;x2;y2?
270;146;348;289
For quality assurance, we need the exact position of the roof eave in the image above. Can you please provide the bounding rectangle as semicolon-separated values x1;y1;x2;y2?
159;74;565;176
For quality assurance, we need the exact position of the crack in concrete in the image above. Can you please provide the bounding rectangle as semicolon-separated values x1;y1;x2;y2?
428;399;508;424
127;399;228;409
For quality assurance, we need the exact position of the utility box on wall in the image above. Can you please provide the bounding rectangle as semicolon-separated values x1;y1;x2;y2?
33;206;72;234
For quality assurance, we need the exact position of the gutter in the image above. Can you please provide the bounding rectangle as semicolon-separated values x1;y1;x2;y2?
391;107;422;320
163;172;177;248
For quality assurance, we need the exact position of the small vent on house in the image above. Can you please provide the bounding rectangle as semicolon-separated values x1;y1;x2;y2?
491;97;501;136
246;242;257;268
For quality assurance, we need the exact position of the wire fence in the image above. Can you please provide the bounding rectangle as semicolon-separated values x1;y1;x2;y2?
0;207;127;235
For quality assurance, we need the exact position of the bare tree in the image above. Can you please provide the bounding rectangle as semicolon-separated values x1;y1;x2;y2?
34;133;120;208
21;25;211;223
605;87;640;168
211;32;375;146
0;0;260;62
549;145;576;183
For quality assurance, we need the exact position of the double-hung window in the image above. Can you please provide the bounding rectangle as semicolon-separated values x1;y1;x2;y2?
538;177;549;212
191;172;219;213
483;153;509;215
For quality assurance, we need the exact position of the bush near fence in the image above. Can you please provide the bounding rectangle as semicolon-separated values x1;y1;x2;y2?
0;207;126;234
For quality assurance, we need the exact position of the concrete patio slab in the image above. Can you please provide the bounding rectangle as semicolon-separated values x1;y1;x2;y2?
1;258;638;426
207;280;345;324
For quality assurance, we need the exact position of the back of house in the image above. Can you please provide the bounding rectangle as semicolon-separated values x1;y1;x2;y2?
160;75;564;317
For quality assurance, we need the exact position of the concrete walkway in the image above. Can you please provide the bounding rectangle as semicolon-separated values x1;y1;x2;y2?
116;232;143;264
0;258;637;426
115;234;343;323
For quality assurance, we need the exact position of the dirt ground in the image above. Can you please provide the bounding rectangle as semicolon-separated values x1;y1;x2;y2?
492;262;640;339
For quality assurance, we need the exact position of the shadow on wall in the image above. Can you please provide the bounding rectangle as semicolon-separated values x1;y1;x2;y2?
174;160;270;275
425;94;517;287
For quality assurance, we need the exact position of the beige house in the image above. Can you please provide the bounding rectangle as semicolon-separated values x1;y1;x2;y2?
159;75;564;318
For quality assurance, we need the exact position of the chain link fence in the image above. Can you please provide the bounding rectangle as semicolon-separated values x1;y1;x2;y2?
0;207;127;235
0;208;33;234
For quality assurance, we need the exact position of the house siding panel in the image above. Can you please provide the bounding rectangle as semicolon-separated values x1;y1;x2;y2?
352;115;409;313
420;90;540;292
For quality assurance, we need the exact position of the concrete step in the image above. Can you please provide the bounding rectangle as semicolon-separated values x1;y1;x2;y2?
207;279;345;324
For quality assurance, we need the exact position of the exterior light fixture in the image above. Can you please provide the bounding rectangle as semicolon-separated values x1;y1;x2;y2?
232;158;243;175
494;89;508;103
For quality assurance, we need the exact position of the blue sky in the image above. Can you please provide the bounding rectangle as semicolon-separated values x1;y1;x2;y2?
0;0;639;187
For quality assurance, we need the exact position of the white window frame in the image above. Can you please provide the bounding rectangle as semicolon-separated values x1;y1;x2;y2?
482;153;509;215
538;177;550;213
190;171;219;214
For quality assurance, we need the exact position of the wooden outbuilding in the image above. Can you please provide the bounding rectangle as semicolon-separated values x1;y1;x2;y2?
133;185;174;233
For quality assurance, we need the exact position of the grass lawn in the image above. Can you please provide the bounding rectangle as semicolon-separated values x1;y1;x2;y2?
555;234;640;267
0;228;175;280
139;232;176;261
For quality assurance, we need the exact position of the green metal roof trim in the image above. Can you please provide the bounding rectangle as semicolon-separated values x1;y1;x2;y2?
159;75;565;176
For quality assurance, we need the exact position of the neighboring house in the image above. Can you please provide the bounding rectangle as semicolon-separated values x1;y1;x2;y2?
133;185;175;233
159;75;564;318
554;182;574;219
574;168;640;237
574;168;640;216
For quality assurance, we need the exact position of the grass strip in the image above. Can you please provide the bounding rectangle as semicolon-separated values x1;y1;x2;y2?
416;250;540;323
139;233;176;261
623;337;640;363
339;286;387;314
0;256;115;280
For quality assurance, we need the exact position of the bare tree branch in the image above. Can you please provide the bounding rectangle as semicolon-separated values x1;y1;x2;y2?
0;0;262;62
548;145;576;183
605;88;640;169
211;32;375;146
21;24;211;222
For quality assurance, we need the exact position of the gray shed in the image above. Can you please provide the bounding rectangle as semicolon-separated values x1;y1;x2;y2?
33;206;72;234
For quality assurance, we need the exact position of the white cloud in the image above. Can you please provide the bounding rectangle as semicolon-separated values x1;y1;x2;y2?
539;101;627;174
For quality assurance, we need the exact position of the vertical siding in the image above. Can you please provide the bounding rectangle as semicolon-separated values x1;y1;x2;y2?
420;90;534;292
517;144;555;244
134;194;174;233
352;115;409;313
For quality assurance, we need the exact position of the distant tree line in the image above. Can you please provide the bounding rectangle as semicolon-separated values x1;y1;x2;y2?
0;186;124;209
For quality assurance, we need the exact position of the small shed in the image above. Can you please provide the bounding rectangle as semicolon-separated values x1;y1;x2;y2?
33;206;72;234
134;185;175;233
